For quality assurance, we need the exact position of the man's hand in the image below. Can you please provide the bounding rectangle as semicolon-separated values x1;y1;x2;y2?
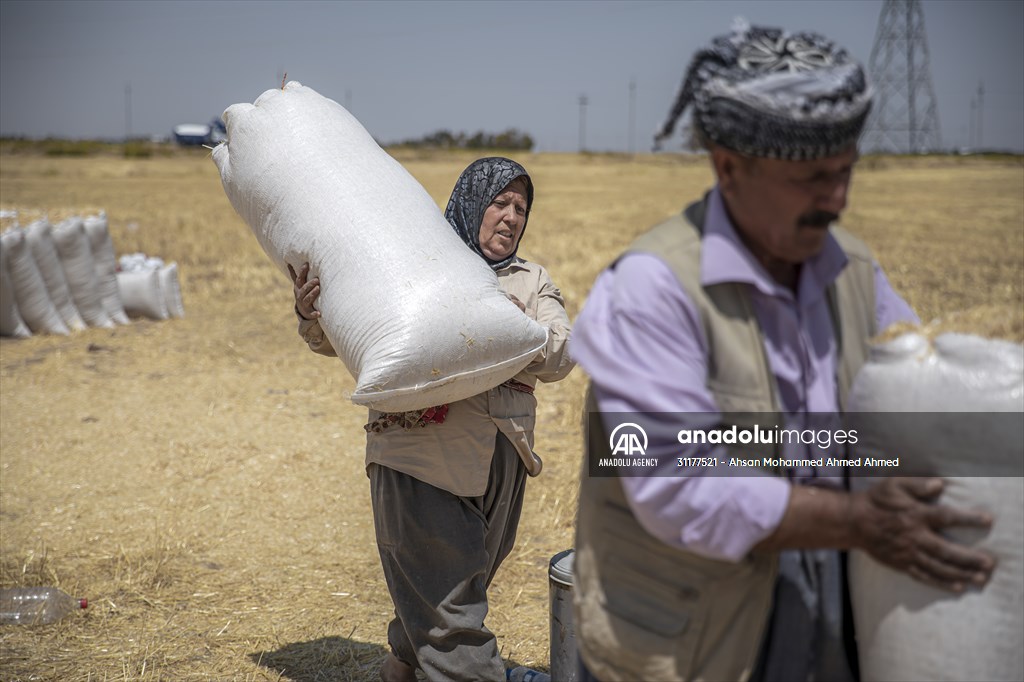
755;477;996;593
288;262;321;321
852;477;996;592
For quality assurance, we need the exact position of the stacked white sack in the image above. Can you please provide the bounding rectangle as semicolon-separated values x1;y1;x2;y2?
84;213;130;325
848;332;1024;682
0;229;69;335
26;220;87;331
116;253;184;319
53;217;113;328
159;263;185;318
0;233;31;338
117;268;168;320
212;81;546;412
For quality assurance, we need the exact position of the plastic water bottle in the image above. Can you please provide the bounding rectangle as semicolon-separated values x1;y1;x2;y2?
506;667;551;682
0;587;87;625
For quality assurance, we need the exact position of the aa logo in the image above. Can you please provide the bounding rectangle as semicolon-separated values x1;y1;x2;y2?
609;423;648;456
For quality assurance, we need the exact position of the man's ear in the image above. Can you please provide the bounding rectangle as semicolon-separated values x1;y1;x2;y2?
710;146;743;195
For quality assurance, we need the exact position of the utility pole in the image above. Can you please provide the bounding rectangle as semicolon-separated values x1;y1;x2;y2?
863;0;942;153
578;94;588;153
976;80;984;150
628;79;636;155
969;96;976;149
125;82;132;141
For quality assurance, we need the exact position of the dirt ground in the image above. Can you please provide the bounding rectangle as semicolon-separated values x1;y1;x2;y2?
1;149;1021;681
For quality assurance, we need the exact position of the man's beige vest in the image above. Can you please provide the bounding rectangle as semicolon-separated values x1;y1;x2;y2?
573;198;877;682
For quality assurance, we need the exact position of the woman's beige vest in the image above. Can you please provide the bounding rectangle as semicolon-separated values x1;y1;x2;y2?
573;198;877;682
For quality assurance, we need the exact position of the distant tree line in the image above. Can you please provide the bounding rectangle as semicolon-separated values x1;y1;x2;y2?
396;128;534;151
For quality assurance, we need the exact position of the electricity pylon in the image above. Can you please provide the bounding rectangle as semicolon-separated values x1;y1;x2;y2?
862;0;942;153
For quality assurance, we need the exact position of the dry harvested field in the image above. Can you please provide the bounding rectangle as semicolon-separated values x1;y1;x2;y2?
1;149;1022;681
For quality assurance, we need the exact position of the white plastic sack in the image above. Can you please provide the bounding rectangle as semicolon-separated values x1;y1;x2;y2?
0;229;69;335
212;81;546;412
116;269;168;320
52;217;113;328
25;220;87;331
119;253;165;273
115;253;183;319
84;213;130;325
160;263;185;318
0;234;30;338
848;332;1024;682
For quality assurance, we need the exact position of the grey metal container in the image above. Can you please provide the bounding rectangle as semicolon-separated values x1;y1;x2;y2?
549;549;578;682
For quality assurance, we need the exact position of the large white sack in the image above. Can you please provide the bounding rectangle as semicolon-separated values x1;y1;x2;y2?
52;217;113;328
159;263;185;318
847;332;1024;682
117;269;169;320
213;81;547;412
0;234;31;338
25;220;87;331
83;213;130;325
0;229;69;335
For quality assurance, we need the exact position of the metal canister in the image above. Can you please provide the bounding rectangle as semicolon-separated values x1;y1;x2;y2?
549;548;577;682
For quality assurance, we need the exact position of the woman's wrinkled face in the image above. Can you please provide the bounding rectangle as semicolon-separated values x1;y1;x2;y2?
478;177;529;262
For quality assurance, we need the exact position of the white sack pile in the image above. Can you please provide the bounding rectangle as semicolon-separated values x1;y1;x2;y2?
117;253;185;320
0;212;180;338
212;81;546;412
848;331;1024;682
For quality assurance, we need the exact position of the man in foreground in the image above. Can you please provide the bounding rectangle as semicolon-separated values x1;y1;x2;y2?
569;22;996;682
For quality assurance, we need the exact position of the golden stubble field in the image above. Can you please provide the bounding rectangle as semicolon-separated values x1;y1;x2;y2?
1;149;1022;681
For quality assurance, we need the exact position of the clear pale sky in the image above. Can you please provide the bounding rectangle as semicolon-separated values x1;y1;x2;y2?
1;0;1021;153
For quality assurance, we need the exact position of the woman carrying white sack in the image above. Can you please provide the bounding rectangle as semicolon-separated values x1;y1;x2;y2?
290;157;574;682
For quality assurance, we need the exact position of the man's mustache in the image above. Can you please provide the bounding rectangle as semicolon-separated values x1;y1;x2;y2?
798;211;839;228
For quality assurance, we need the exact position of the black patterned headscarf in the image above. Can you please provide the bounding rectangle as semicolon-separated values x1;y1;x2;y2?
653;19;873;160
444;157;534;271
